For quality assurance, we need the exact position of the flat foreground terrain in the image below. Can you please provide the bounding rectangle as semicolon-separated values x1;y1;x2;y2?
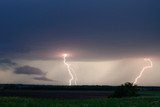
0;90;113;99
0;97;160;107
0;90;159;99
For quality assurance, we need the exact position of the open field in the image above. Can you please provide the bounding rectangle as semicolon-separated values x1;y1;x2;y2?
0;90;113;99
1;90;160;99
139;91;160;96
0;84;160;107
0;84;160;99
0;97;160;107
0;84;115;99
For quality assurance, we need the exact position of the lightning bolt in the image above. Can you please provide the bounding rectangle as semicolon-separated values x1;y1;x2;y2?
63;54;78;85
133;58;153;85
71;67;78;85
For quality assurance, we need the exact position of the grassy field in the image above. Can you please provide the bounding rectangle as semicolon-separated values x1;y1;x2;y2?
0;97;160;107
139;91;160;96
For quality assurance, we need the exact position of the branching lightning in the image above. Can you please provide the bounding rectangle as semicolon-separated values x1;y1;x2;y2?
63;54;78;85
133;58;153;85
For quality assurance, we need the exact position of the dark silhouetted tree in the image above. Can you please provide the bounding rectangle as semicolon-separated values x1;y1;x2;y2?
110;82;138;98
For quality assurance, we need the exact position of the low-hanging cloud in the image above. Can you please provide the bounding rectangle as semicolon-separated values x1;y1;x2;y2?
0;59;55;82
33;76;53;82
0;59;17;66
0;59;17;70
14;65;53;82
14;66;45;75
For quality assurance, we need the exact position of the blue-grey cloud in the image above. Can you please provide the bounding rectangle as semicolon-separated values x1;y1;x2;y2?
0;59;54;82
14;65;53;81
0;59;17;70
0;0;160;61
33;76;53;82
14;66;45;75
0;59;17;66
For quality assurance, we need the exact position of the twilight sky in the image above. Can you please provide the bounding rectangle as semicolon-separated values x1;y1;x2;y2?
0;0;160;86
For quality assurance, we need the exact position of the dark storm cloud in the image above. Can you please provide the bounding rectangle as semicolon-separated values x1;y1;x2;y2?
33;76;53;82
14;66;45;75
0;59;17;70
0;0;160;61
14;65;53;81
0;59;17;66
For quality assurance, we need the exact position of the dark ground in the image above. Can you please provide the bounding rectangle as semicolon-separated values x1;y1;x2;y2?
0;84;160;99
0;90;113;99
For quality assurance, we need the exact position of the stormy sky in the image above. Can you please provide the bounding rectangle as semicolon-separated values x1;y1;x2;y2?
0;0;160;86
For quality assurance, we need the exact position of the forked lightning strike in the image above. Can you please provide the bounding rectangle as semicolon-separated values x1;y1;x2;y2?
133;58;153;85
63;53;78;85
